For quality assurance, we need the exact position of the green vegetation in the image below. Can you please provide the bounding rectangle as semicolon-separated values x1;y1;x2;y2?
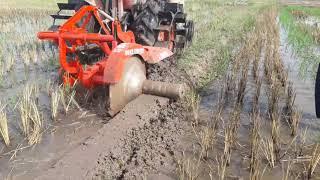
280;6;316;51
280;5;320;78
0;0;66;10
284;5;320;17
180;0;276;88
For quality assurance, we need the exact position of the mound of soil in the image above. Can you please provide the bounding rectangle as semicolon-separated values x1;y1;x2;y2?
93;102;188;179
91;59;192;179
147;56;192;86
28;58;193;180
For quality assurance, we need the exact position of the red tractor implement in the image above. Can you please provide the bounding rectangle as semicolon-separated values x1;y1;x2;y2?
38;1;193;116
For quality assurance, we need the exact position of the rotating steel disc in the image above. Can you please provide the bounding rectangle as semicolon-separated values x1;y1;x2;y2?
108;57;146;116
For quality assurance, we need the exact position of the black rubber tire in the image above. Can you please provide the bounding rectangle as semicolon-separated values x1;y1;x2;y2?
186;20;194;43
315;63;320;118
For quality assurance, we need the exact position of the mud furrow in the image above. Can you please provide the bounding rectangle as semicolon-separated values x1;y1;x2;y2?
93;102;188;179
35;95;170;180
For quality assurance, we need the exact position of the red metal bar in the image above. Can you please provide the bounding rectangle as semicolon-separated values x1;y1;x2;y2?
81;13;93;29
93;10;110;35
38;32;114;42
38;5;145;88
58;38;78;74
38;32;59;40
61;33;114;42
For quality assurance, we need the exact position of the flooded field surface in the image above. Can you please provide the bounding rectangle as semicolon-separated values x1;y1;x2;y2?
1;1;320;180
0;111;104;179
194;9;320;179
280;25;320;141
0;9;109;179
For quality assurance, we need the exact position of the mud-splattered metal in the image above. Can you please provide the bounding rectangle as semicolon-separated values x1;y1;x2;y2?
38;5;173;88
37;5;184;116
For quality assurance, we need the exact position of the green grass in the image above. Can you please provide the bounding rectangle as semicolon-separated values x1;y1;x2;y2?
285;5;320;17
179;0;276;88
280;6;316;50
280;5;320;78
0;0;66;10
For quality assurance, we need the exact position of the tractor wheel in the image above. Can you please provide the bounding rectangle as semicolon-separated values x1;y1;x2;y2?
316;63;320;118
108;57;146;116
186;20;194;44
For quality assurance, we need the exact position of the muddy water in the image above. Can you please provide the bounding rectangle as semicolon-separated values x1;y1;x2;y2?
0;45;106;179
0;10;59;151
200;25;320;142
0;109;104;179
0;42;106;179
0;10;111;178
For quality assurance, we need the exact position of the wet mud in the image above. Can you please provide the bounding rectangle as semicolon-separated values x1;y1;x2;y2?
35;95;172;180
92;102;189;180
88;59;192;179
0;110;104;179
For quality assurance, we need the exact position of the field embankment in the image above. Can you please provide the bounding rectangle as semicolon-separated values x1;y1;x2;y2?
280;4;320;78
281;0;320;8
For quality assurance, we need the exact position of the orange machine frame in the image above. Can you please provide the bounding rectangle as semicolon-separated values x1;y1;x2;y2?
38;5;173;88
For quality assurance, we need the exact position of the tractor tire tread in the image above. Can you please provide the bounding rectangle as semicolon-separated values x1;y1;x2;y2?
315;63;320;118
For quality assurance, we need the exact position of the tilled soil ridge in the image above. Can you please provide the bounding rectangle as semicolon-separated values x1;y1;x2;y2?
35;95;169;180
89;59;190;180
92;101;188;180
